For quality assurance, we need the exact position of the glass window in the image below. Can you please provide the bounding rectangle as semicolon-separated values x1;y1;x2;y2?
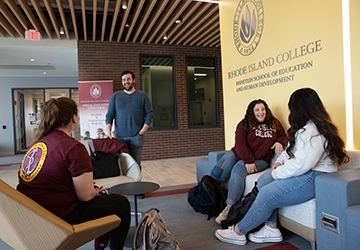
12;88;76;153
141;55;176;128
187;57;218;127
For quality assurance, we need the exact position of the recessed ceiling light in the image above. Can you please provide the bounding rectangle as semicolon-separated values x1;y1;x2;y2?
60;27;64;35
30;58;35;62
163;33;168;40
175;19;181;24
125;23;129;27
43;72;47;75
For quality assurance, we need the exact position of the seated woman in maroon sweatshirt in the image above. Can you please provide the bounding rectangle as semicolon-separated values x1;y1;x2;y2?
210;99;287;225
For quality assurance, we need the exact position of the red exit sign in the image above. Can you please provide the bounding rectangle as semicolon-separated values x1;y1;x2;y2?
25;30;40;41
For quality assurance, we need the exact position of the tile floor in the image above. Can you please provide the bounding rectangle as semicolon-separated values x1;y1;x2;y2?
0;154;202;188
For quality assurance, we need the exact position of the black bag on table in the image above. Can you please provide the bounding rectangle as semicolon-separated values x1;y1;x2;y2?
187;175;227;220
221;182;258;229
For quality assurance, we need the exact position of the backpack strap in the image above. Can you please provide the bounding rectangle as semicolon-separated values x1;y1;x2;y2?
87;139;97;157
133;208;160;250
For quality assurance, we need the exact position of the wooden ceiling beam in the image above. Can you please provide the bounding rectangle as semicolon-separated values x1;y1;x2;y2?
17;0;44;38
4;0;28;31
43;0;61;39
155;0;192;44
167;3;212;45
108;0;121;41
30;0;52;39
81;0;87;41
177;9;218;45
205;33;221;47
0;1;24;38
162;1;202;44
92;0;97;41
139;0;168;43
195;25;219;46
184;15;218;45
68;0;79;40
0;25;6;37
69;0;79;41
125;0;145;42
132;0;157;43
56;0;70;40
0;15;16;37
117;0;134;42
147;0;180;43
100;0;109;41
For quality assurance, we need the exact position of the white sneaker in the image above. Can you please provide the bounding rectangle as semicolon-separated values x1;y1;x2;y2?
248;224;283;243
215;226;247;245
215;206;229;225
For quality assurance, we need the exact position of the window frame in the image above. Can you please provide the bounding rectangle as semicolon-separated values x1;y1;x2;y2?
186;55;220;128
140;54;178;130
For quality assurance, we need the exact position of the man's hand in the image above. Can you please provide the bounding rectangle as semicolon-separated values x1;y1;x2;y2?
139;124;149;135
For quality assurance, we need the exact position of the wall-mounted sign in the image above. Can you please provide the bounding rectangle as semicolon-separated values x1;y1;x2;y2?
25;30;40;41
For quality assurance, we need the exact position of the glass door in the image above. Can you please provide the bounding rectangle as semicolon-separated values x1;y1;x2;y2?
13;88;78;154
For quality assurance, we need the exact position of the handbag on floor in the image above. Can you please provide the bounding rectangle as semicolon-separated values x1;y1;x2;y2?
221;182;258;229
133;208;182;250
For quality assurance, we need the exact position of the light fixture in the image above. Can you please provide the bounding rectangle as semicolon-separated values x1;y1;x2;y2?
194;73;207;77
122;0;127;9
125;23;129;27
30;58;35;62
60;27;64;35
163;33;168;40
175;19;181;24
43;72;47;75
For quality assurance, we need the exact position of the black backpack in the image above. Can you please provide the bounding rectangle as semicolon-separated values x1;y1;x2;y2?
221;182;258;229
187;175;227;220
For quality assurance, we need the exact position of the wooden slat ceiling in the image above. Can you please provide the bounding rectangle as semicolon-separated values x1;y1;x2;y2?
0;0;220;47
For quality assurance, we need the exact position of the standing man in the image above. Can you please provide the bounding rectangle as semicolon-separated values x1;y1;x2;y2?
106;70;153;170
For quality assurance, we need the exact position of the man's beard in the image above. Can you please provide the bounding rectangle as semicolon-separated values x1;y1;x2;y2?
124;85;133;91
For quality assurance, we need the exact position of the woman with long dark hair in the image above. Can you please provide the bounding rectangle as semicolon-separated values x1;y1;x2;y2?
211;99;287;224
17;97;131;249
215;88;349;246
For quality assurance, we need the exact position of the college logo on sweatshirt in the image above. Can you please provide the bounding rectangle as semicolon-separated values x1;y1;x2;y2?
233;0;264;56
19;142;47;182
255;124;275;138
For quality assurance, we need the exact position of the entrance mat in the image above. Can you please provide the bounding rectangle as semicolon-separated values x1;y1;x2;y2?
254;242;300;250
145;187;191;198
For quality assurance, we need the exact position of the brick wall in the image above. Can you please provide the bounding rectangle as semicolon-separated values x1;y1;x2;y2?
78;41;225;160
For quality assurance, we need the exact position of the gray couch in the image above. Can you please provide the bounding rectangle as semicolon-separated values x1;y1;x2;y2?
196;149;360;250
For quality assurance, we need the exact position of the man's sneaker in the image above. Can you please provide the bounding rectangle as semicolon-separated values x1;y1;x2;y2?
248;224;283;243
215;226;247;246
215;206;229;225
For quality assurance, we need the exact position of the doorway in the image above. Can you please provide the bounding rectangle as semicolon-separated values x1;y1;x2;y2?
12;88;78;154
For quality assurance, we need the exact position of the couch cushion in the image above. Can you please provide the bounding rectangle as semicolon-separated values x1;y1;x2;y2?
279;199;316;229
243;168;271;195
